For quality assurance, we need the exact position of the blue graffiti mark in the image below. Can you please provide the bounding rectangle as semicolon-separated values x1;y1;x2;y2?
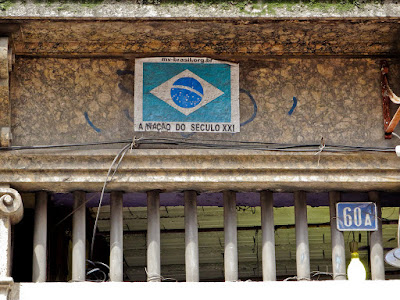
288;97;297;115
84;112;101;133
239;88;257;127
117;70;134;76
118;83;133;96
124;109;134;123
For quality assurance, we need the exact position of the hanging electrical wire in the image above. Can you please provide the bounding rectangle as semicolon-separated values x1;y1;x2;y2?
89;142;132;260
144;267;178;282
0;139;132;150
86;260;110;282
0;136;395;153
54;193;100;228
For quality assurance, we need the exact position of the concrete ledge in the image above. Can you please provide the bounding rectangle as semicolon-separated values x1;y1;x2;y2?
0;149;399;192
14;281;400;300
1;1;400;18
5;18;400;58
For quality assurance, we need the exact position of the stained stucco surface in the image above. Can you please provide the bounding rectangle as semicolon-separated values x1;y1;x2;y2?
8;19;400;57
9;56;400;147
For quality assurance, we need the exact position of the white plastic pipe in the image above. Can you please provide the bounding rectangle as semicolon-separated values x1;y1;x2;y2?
72;191;86;282
224;191;238;282
294;191;310;280
184;191;199;282
32;191;48;282
110;191;124;282
329;191;346;280
369;191;385;280
261;191;276;281
147;191;160;282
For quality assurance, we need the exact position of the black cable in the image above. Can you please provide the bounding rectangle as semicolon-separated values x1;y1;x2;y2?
0;139;132;151
137;138;394;152
0;137;395;153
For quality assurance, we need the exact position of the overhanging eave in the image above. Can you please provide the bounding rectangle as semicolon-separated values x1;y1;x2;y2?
0;149;399;193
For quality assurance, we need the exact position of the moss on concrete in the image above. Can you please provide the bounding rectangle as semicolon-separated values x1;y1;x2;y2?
0;0;396;17
0;0;14;11
158;0;375;13
4;0;105;10
151;0;392;16
241;0;371;15
34;0;104;7
79;0;104;8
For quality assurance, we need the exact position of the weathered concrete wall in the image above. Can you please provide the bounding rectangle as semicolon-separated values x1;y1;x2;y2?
11;58;133;145
0;18;398;147
8;19;400;57
10;56;400;147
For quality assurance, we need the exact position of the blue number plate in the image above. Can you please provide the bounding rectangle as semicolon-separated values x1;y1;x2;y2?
336;202;377;231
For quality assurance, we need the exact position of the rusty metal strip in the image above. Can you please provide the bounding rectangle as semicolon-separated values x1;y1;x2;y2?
381;61;391;138
385;76;400;104
0;37;13;146
386;107;400;135
381;61;400;139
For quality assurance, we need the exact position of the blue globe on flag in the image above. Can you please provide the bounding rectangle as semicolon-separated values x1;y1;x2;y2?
170;77;203;108
149;68;225;116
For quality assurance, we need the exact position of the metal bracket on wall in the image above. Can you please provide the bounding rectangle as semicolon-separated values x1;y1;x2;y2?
0;127;11;148
381;61;400;139
0;37;14;148
7;44;14;73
